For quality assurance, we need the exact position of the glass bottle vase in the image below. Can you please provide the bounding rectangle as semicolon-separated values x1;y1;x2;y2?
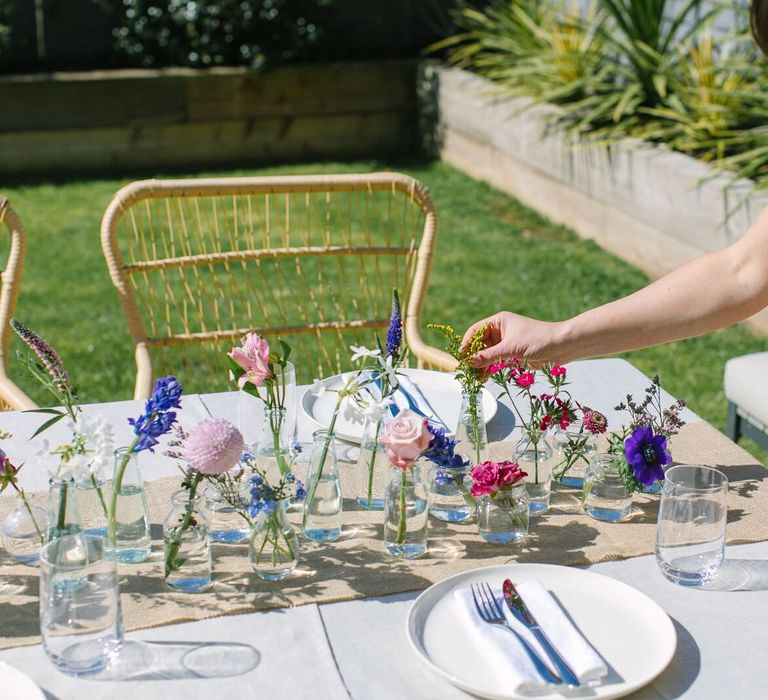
2;494;46;565
384;464;428;559
163;489;213;593
514;434;554;516
108;448;152;563
46;476;83;542
249;499;299;581
253;406;294;484
427;465;475;523
582;453;632;522
302;430;342;542
477;485;529;544
455;390;488;465
356;402;394;510
75;474;109;537
237;363;296;452
206;488;251;544
551;420;598;489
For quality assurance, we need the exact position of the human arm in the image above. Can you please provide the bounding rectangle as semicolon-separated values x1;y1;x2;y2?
463;205;768;367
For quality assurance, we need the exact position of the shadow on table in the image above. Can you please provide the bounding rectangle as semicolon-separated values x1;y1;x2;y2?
92;640;260;681
702;558;768;591
648;616;701;698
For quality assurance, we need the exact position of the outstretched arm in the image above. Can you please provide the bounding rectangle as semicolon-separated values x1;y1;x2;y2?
464;206;768;367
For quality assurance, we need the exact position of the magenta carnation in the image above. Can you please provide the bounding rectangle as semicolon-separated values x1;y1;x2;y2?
183;418;244;475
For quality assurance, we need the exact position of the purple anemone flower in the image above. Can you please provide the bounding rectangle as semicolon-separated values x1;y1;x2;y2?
624;425;670;485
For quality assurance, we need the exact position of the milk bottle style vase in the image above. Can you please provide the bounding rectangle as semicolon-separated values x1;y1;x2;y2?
164;489;213;593
108;448;152;563
356;401;394;510
249;499;299;581
302;430;342;542
455;390;488;465
384;463;429;559
514;434;554;516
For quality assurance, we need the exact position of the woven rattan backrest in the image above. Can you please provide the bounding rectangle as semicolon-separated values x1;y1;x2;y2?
0;197;37;410
101;173;455;400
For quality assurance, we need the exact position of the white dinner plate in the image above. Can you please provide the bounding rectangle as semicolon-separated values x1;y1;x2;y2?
0;662;46;700
407;563;676;700
301;368;498;443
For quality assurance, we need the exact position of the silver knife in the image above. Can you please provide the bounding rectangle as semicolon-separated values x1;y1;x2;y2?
503;579;581;688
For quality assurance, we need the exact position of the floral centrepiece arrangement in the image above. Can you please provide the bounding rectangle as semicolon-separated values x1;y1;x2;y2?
582;375;687;522
470;459;530;545
163;417;244;591
11;319;115;541
428;323;489;464
381;408;431;558
489;359;575;514
229;333;294;476
243;452;306;581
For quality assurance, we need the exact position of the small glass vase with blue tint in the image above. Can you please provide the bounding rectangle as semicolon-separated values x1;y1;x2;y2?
46;476;83;542
3;494;46;565
384;464;428;559
477;485;529;545
249;499;299;581
552;420;598;489
75;473;109;538
514;434;554;516
163;490;213;593
356;400;394;510
109;448;152;563
427;465;475;523
455;390;488;465
205;488;251;544
302;430;342;542
582;453;632;522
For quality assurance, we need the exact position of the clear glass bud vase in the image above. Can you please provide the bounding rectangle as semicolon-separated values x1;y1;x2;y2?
254;406;293;483
582;453;632;522
163;490;212;593
46;476;83;542
551;420;598;489
206;488;251;544
3;494;46;565
108;448;152;563
384;464;428;559
427;465;475;522
477;485;529;544
249;499;299;581
75;474;109;537
356;401;394;510
514;434;555;516
455;390;488;465
302;430;342;542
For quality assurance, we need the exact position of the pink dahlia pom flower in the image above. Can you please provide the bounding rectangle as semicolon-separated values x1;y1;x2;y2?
381;408;431;469
183;418;244;475
470;460;527;496
229;332;272;388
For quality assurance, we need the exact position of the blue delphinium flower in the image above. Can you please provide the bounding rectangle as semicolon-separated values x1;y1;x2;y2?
624;425;670;485
385;289;402;358
128;376;183;453
423;424;470;469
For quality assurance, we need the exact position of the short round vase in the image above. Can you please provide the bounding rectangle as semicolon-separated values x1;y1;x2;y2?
2;495;46;565
427;466;475;523
249;500;299;581
477;485;529;545
582;453;632;522
514;435;554;516
551;421;598;489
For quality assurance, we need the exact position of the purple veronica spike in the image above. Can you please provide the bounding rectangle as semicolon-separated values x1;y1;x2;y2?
11;319;69;392
386;289;403;358
624;425;670;485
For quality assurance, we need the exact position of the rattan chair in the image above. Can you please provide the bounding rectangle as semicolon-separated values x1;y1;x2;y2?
0;197;37;410
100;173;456;400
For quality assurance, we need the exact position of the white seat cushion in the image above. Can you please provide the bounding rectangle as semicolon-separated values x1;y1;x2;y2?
724;352;768;430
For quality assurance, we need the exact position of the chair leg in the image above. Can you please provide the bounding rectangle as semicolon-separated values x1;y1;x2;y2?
725;401;742;443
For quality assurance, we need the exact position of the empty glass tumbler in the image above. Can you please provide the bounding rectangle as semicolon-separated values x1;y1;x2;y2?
656;464;728;586
39;534;123;675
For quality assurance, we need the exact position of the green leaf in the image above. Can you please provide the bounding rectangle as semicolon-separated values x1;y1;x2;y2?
278;339;291;363
23;408;65;416
30;413;66;439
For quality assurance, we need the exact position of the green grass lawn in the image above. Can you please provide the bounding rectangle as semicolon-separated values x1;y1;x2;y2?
3;159;767;462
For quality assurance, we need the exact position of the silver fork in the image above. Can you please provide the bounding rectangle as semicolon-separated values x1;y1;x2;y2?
469;583;563;686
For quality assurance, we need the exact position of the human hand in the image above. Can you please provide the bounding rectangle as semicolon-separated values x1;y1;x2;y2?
461;311;565;369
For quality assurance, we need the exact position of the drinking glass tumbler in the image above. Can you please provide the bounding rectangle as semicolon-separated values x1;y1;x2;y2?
655;464;728;586
40;534;123;675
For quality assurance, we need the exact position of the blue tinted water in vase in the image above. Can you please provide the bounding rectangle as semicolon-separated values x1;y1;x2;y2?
480;531;527;545
385;542;427;558
303;475;342;542
165;575;212;593
210;528;250;544
356;496;384;510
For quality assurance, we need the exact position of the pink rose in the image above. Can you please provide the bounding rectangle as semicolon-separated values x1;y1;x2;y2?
381;409;431;469
184;418;244;475
470;462;499;496
229;332;272;387
497;461;527;488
